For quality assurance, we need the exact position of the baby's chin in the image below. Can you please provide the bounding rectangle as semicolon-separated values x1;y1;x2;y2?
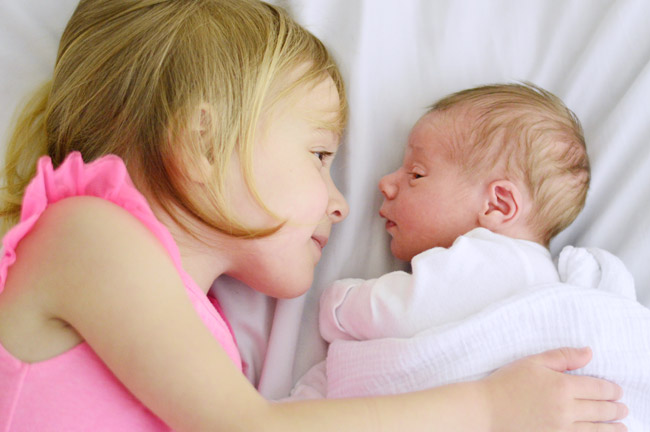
390;241;420;263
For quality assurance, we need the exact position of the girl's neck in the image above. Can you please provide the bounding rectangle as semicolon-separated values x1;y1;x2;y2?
177;245;228;294
150;204;232;295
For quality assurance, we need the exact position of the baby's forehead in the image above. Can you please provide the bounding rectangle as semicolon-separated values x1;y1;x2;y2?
410;107;473;149
421;103;478;127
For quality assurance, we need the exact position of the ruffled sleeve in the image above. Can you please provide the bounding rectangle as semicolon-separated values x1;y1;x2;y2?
0;151;241;369
0;151;182;291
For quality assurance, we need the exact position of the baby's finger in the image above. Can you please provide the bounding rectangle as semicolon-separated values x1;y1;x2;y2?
568;374;624;401
573;399;628;423
571;421;627;432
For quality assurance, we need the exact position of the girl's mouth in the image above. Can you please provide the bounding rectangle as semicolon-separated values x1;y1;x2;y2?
311;235;328;250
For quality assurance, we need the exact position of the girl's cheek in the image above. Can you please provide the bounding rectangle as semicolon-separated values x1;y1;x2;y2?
301;178;330;222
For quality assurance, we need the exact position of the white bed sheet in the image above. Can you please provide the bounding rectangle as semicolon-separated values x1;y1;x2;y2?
1;0;649;400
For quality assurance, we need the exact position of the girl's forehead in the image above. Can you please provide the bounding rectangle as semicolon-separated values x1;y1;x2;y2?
254;76;342;150
296;77;340;116
271;76;342;134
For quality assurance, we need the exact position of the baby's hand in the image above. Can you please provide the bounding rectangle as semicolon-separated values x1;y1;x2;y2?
484;347;627;431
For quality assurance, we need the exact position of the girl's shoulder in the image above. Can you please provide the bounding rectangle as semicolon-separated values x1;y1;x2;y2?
31;194;170;272
0;195;178;362
1;152;179;298
27;192;180;311
39;194;167;259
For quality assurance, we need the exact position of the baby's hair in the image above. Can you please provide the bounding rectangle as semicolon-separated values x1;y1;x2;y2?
429;82;589;246
0;0;347;238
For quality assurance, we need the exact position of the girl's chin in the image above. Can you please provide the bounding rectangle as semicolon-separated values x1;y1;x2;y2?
273;284;311;299
268;274;314;299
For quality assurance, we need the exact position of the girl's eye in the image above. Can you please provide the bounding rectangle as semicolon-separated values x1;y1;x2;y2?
410;172;423;180
313;151;334;164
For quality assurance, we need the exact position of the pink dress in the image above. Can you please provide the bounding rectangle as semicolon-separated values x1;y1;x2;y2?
0;152;242;431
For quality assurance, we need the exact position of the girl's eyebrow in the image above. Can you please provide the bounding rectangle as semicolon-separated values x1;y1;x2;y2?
313;127;342;148
305;106;345;138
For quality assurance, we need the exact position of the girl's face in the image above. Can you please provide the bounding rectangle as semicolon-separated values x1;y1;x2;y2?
226;76;348;298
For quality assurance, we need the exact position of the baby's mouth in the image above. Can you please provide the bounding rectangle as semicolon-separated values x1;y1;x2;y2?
379;209;396;230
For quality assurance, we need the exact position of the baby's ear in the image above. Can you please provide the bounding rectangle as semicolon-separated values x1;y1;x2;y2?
477;180;523;231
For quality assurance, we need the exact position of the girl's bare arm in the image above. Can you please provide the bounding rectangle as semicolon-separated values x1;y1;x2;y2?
34;197;625;432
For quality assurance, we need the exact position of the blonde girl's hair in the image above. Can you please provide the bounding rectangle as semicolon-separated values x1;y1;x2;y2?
430;82;589;246
0;0;347;238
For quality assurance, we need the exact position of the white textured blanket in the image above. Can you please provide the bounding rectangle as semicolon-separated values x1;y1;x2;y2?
292;247;650;430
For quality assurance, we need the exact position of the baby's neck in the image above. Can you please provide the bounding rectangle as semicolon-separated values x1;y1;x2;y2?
491;224;545;248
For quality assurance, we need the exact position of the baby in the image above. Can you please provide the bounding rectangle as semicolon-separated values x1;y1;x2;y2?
320;82;592;340
289;83;650;430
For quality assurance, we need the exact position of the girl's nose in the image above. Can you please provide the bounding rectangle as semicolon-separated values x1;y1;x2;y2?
379;171;398;199
327;180;349;223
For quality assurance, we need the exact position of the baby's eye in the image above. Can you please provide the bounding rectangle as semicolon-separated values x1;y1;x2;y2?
410;172;423;179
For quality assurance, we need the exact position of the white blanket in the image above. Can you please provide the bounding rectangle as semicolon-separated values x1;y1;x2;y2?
293;247;650;430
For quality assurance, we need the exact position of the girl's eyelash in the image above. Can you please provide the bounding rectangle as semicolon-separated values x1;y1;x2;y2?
314;151;334;163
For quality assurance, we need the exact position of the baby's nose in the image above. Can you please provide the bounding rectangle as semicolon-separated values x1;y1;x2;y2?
379;172;398;199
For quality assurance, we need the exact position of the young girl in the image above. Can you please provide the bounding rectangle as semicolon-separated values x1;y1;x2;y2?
0;1;627;431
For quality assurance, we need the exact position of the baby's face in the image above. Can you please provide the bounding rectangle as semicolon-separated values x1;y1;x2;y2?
378;112;483;261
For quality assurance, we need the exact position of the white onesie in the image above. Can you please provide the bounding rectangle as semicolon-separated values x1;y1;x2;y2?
319;227;560;342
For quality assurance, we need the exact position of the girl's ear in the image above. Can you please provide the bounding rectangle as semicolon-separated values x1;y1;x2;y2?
194;103;215;138
478;180;523;231
185;104;216;184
